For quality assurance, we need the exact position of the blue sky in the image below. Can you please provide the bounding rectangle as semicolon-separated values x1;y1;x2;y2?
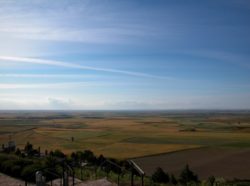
0;0;250;110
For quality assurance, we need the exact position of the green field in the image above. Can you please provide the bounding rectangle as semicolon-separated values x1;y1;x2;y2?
0;111;250;159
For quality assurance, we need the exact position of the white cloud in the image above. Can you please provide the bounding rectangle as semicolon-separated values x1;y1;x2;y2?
182;49;250;69
0;0;158;44
0;82;110;89
47;97;73;109
0;73;98;78
0;56;170;79
0;93;250;110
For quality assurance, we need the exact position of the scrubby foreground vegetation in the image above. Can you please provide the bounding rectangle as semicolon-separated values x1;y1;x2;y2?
133;147;250;180
1;142;250;186
1;111;250;185
0;143;129;184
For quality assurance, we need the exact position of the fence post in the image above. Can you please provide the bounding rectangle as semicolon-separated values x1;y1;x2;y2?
141;175;144;186
72;170;75;186
36;171;46;186
131;170;134;186
63;171;68;186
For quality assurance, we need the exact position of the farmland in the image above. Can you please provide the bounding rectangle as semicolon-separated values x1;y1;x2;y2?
0;110;250;161
133;147;250;179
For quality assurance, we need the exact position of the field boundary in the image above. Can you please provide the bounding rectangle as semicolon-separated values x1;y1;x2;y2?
132;146;206;160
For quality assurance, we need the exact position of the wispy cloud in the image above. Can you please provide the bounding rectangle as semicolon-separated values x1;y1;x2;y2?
0;82;111;89
0;73;98;78
0;0;159;44
181;50;250;69
0;97;75;110
0;56;170;79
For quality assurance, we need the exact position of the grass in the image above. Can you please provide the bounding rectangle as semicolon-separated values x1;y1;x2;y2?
74;166;152;185
1;111;250;159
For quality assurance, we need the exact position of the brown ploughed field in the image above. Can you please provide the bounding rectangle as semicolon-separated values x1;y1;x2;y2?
133;147;250;179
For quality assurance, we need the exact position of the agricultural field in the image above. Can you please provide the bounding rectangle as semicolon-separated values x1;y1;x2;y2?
133;147;250;179
0;110;250;161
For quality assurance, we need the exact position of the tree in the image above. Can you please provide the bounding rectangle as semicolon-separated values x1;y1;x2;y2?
171;174;178;185
82;150;96;163
71;152;77;161
53;149;65;158
24;142;34;156
208;176;215;186
97;154;106;165
21;163;43;182
15;148;21;156
152;167;169;183
45;156;57;168
179;165;199;185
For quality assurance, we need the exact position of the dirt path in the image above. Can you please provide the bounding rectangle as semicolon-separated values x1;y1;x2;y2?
0;173;116;186
47;177;116;186
0;173;35;186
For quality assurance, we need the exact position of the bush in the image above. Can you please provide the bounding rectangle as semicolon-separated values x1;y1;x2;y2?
97;154;106;165
15;148;22;156
11;165;22;177
179;165;199;185
53;149;65;158
152;167;169;183
171;174;178;185
0;153;35;178
208;176;215;186
0;154;9;163
44;156;57;168
24;142;34;156
1;160;16;174
21;163;43;182
17;159;33;168
82;150;96;163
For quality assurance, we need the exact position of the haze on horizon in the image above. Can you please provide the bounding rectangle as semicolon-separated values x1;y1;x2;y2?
0;0;250;110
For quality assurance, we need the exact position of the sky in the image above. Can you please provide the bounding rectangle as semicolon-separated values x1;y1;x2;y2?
0;0;250;110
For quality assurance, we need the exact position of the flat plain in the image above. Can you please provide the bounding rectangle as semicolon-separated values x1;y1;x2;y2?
0;110;250;161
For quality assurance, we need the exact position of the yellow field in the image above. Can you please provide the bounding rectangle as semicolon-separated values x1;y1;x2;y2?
0;111;250;159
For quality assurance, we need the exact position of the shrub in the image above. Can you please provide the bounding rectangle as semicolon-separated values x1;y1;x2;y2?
15;148;22;156
0;153;34;178
152;167;169;183
82;150;96;163
208;176;215;186
53;149;65;158
97;154;106;165
11;165;22;177
21;163;43;182
179;165;199;185
171;174;178;185
0;154;9;162
44;156;57;168
24;142;34;156
1;160;15;174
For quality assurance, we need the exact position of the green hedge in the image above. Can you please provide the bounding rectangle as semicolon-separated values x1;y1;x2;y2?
0;153;40;181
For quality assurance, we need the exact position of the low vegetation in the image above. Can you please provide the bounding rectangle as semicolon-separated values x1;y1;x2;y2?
1;111;250;185
1;111;250;159
0;142;250;185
